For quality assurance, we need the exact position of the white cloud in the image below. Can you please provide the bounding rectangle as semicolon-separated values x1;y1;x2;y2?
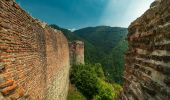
68;28;76;32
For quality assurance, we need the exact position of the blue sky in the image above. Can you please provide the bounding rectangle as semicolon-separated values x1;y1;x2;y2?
16;0;154;29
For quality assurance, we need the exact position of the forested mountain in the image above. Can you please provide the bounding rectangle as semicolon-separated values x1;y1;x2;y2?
74;26;127;53
50;25;128;84
74;26;128;84
50;25;98;63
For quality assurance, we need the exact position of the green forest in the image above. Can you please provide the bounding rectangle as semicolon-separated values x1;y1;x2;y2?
69;64;122;100
50;25;128;100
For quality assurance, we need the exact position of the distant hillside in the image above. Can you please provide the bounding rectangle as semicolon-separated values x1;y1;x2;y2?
74;26;127;53
74;26;128;83
50;24;98;63
102;37;128;83
50;25;128;84
50;24;81;41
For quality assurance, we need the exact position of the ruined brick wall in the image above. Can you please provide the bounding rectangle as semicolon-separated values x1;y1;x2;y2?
0;0;70;99
119;0;170;99
69;40;84;65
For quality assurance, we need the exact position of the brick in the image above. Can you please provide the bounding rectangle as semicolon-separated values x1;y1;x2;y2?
0;80;14;89
10;92;20;100
0;76;5;84
1;84;17;95
17;88;24;97
0;63;5;70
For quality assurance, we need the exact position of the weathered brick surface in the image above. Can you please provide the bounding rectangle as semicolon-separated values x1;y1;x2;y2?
119;0;170;100
45;26;70;100
0;0;70;99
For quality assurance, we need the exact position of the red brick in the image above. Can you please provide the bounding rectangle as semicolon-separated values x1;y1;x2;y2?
1;84;17;95
0;80;14;89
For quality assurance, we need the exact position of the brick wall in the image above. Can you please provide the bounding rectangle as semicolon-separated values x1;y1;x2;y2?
119;0;170;99
0;0;70;99
45;26;70;100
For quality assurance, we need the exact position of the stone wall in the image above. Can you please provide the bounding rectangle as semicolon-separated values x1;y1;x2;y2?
0;0;70;99
69;40;84;65
119;0;170;100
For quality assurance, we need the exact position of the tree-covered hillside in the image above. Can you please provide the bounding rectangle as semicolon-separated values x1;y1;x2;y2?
74;26;127;53
50;25;128;84
74;26;128;84
50;24;81;41
50;24;98;63
102;38;128;84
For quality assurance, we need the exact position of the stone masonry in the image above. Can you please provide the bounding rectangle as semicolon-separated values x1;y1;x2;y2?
69;40;84;65
119;0;170;100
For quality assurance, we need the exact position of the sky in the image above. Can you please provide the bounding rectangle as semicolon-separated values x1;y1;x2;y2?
16;0;154;30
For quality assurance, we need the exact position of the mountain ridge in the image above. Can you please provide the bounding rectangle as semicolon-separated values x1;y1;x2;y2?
50;24;128;83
